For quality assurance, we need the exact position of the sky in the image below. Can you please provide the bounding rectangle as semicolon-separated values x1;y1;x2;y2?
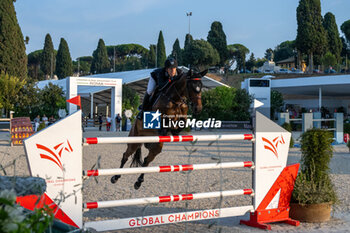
14;0;350;61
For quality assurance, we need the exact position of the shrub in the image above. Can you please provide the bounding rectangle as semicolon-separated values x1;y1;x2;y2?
282;122;294;148
291;128;337;204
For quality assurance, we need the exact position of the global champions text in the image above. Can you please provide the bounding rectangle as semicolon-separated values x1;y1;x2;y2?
162;118;222;129
128;209;220;227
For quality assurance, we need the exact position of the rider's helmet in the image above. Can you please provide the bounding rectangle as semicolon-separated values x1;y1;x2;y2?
164;57;178;69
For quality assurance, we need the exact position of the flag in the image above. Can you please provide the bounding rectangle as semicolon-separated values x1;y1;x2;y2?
66;95;81;108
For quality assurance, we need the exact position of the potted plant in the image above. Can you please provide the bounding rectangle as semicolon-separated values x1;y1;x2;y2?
290;128;337;222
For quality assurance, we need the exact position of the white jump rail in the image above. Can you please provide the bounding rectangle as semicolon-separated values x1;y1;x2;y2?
83;161;254;177
84;189;253;209
84;134;254;144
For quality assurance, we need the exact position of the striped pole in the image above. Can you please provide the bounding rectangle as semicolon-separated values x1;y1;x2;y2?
84;134;254;145
84;161;253;177
84;189;253;209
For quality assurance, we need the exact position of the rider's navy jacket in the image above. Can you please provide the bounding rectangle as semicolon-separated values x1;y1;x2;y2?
151;68;183;90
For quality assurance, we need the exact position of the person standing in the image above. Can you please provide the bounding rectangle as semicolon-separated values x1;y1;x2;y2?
98;113;103;131
115;113;122;132
106;115;111;131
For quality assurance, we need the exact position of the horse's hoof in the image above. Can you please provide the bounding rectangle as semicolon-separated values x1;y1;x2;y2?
111;175;121;184
134;181;141;190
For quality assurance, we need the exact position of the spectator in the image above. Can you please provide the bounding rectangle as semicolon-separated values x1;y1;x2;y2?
42;114;48;126
48;116;56;125
98;113;103;131
34;115;40;132
106;115;111;131
116;114;122;132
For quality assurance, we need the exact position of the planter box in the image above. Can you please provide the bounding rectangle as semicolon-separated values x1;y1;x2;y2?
290;203;332;222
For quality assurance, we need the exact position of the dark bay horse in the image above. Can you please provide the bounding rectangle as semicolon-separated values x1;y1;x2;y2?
111;69;207;189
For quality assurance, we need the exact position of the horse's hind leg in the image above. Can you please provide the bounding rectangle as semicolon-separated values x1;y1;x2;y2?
111;143;141;184
134;143;163;190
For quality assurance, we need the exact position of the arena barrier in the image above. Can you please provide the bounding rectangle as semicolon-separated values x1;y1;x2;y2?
18;110;300;231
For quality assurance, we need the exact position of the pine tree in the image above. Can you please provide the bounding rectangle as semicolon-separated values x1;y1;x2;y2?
171;38;182;65
183;34;193;67
40;33;55;79
207;21;228;66
296;0;327;72
0;0;27;79
55;38;72;79
148;44;156;68
90;39;110;74
341;20;350;42
156;31;166;68
323;12;342;62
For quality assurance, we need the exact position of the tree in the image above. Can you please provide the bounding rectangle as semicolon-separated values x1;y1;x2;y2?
148;44;156;68
122;84;140;119
271;90;284;120
0;72;26;116
106;44;148;71
340;37;350;59
27;50;43;80
321;52;337;69
156;30;166;68
341;20;350;42
39;83;66;118
91;39;110;74
0;0;27;79
274;40;296;62
323;12;342;62
55;38;73;79
14;80;40;119
246;53;256;71
296;0;327;73
264;48;274;61
183;39;219;70
171;38;182;65
40;33;55;78
207;21;228;66
183;34;193;67
227;44;250;71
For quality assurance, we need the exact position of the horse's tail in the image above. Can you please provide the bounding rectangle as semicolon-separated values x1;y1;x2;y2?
131;147;143;167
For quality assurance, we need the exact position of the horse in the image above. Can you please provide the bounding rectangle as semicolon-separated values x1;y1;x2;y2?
111;69;207;189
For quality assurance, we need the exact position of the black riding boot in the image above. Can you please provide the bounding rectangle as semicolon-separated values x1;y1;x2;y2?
137;93;151;120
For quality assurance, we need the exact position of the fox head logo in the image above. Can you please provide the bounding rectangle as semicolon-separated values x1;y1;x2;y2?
262;135;285;158
36;140;73;170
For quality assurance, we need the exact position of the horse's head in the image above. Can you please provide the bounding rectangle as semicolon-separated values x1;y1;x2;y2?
186;69;206;114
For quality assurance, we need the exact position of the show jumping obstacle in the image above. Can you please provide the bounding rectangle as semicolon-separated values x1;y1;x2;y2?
18;110;300;231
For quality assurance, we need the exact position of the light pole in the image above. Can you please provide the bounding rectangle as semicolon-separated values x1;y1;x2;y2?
186;12;192;35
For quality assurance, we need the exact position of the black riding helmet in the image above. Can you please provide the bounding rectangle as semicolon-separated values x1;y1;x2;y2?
164;58;178;69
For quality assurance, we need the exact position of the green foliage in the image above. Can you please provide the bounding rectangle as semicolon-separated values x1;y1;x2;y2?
296;0;327;71
323;12;342;62
264;48;274;61
344;123;350;135
0;0;27;80
55;38;73;79
0;189;54;233
183;39;219;70
207;21;228;66
321;52;337;68
148;44;156;68
274;40;296;62
182;34;193;67
341;20;350;42
13;81;40;119
197;86;251;121
156;31;166;68
271;90;284;120
281;122;294;148
340;37;350;58
27;50;43;80
73;59;91;76
40;83;66;117
122;84;140;119
0;72;26;116
245;53;256;71
40;34;55;78
91;39;110;74
292;128;337;204
227;44;250;71
171;38;182;65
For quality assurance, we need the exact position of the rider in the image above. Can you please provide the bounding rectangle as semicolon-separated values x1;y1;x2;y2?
137;57;183;119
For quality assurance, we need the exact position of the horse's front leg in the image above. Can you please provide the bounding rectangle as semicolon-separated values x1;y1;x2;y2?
111;143;141;184
134;143;163;190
